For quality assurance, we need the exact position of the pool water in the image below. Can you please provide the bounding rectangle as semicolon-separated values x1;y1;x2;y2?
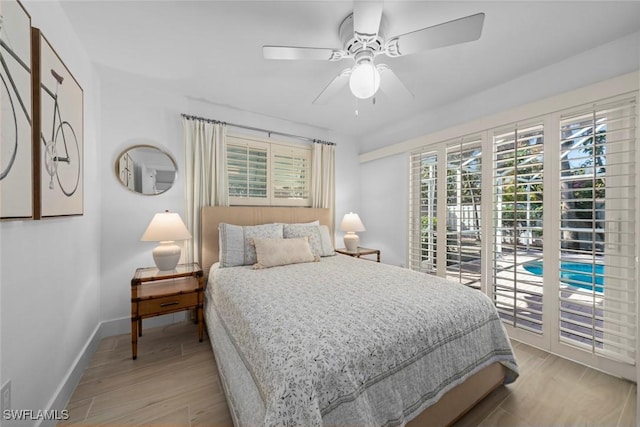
523;261;604;293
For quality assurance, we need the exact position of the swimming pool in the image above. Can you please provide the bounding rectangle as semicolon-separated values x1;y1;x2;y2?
523;261;604;293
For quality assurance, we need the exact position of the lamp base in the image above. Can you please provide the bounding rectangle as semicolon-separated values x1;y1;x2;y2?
343;232;359;252
152;241;181;271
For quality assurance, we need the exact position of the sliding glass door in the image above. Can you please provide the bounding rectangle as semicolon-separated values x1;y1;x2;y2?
492;124;545;335
446;138;483;288
408;95;637;379
558;100;636;367
409;139;484;288
409;151;438;273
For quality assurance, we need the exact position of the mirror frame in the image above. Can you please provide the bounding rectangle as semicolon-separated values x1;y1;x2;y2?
114;144;178;196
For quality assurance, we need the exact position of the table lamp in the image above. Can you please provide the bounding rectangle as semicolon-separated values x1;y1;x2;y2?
141;211;192;271
341;212;366;252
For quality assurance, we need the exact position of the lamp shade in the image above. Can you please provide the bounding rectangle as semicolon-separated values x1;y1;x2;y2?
340;212;366;233
141;211;191;242
349;62;381;99
141;211;191;271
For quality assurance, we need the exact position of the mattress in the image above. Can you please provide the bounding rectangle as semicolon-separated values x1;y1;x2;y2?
205;255;518;426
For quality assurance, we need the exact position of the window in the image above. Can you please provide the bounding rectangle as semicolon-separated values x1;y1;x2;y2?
227;143;268;203
272;145;310;205
227;135;311;207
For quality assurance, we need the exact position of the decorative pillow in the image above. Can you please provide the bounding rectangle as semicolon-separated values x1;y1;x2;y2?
251;237;319;269
219;223;284;267
283;224;335;257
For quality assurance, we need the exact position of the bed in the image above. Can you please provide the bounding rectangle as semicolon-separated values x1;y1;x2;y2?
201;206;518;426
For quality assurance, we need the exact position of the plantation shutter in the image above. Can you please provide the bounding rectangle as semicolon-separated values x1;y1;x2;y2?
226;136;313;207
409;150;438;273
271;146;311;206
227;140;269;205
446;137;482;288
492;123;545;333
558;98;636;363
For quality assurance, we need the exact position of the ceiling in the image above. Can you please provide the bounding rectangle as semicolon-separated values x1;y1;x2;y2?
60;1;640;141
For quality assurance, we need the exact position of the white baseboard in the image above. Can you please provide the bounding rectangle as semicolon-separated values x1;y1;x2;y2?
37;313;188;427
36;321;104;427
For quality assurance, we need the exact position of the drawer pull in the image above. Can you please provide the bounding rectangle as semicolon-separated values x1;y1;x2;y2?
160;301;180;307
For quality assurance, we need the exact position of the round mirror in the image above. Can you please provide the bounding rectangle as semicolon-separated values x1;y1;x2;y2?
115;145;177;195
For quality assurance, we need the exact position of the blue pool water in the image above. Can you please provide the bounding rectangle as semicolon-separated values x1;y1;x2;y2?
523;261;604;293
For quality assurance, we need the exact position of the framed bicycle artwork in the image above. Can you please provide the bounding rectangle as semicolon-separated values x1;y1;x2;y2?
32;28;83;218
0;0;33;219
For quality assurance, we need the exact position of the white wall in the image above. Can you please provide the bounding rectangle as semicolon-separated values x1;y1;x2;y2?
358;31;640;265
97;66;362;325
0;0;101;423
359;153;407;267
98;67;188;326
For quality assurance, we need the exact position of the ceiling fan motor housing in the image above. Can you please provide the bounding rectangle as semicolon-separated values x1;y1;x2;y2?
339;13;387;57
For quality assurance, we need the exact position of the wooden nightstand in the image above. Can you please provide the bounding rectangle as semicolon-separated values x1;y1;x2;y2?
130;262;204;359
336;247;381;262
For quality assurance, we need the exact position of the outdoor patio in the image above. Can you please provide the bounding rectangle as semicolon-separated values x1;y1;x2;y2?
491;250;605;349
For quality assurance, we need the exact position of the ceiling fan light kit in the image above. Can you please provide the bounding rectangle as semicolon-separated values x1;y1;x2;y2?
349;51;381;99
263;2;485;104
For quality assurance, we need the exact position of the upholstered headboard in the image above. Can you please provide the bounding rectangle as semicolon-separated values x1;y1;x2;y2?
200;206;333;273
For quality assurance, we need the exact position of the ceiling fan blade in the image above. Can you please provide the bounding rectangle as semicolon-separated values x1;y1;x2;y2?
313;68;351;105
263;46;346;61
385;12;485;57
377;64;414;101
353;1;384;44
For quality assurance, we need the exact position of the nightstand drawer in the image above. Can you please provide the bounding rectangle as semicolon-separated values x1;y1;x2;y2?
138;292;198;316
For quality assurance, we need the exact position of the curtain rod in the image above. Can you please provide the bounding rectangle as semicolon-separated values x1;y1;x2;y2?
181;113;335;146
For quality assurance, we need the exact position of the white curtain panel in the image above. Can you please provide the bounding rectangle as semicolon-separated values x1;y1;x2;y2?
183;118;228;265
311;142;336;230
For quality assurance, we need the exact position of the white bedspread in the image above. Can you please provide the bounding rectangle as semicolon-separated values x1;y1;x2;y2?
208;255;518;426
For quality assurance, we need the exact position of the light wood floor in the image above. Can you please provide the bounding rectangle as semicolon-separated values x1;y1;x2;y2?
62;321;637;427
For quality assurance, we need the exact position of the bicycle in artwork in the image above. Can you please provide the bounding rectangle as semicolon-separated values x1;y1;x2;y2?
1;20;80;195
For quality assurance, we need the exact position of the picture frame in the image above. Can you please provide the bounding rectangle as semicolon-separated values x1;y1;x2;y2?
0;0;33;220
32;27;83;218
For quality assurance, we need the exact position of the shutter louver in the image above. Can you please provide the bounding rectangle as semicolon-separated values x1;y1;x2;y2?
559;98;636;364
446;138;482;288
272;146;311;206
492;123;545;334
226;136;312;207
227;143;268;203
409;150;438;273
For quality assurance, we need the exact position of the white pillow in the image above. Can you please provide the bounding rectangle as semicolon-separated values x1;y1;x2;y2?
283;224;335;257
251;237;319;269
218;223;284;267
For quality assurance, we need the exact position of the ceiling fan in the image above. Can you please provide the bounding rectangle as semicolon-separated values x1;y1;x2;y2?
263;1;485;104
